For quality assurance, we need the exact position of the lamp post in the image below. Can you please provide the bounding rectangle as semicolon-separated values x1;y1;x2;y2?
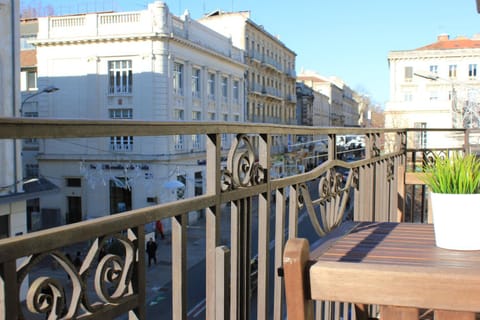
20;85;59;116
413;71;462;128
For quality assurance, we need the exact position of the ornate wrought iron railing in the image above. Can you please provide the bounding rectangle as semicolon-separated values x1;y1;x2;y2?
0;118;475;320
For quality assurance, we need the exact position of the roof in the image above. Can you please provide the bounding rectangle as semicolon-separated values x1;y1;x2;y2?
0;177;59;205
297;75;328;83
416;36;480;50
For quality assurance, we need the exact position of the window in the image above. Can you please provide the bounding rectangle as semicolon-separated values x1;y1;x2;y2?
109;109;133;151
192;111;201;120
449;64;457;79
221;76;228;101
0;215;8;239
223;114;228;122
192;68;200;98
234;115;240;122
469;64;477;79
66;178;82;187
173;62;184;95
208;72;215;99
174;109;184;120
109;108;133;119
25;164;39;178
404;66;413;81
209;112;216;120
414;122;427;148
429;65;438;74
110;136;133;152
176;175;186;200
174;135;184;150
192;134;201;150
23;111;38;118
403;91;413;102
26;71;37;91
108;60;132;94
20;35;36;50
233;80;239;101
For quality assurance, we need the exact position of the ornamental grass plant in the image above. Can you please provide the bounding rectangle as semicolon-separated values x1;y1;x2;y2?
423;153;480;194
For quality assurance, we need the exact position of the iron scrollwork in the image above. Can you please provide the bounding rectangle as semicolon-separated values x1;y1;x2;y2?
297;167;358;237
17;230;137;319
221;134;266;191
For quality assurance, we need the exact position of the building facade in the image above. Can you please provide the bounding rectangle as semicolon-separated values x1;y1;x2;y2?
33;1;246;226
199;10;297;125
296;82;330;127
385;34;480;130
297;70;360;127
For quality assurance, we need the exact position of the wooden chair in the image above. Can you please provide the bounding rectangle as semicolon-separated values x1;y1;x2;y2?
283;235;376;320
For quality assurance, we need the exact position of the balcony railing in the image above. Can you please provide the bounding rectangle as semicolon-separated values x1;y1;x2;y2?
0;118;478;319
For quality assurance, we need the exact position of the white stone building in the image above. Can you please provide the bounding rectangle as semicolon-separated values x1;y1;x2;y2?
199;10;297;125
33;1;246;226
386;34;480;131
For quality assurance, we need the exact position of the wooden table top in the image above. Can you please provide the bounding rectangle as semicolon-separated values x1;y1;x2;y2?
309;222;480;312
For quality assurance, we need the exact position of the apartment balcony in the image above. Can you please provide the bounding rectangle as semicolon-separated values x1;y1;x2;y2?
1;118;479;319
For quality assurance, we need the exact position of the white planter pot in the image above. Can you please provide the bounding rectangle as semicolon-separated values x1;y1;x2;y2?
431;192;480;250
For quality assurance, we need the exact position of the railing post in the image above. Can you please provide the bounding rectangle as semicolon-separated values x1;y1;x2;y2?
216;246;230;320
1;261;18;320
230;197;252;320
206;133;222;320
327;133;337;160
172;213;187;320
257;133;271;320
273;188;287;320
132;226;146;320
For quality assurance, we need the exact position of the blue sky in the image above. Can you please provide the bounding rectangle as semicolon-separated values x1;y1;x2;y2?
23;0;480;106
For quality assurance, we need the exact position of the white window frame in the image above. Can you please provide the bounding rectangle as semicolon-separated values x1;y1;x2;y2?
173;62;184;95
109;108;133;119
192;68;201;98
469;64;477;79
221;76;228;102
108;60;132;95
449;64;457;79
174;109;184;120
233;80;239;102
174;134;184;150
110;136;133;152
192;111;201;120
208;72;215;100
191;134;201;150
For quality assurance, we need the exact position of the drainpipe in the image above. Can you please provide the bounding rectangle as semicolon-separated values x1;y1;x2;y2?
10;0;19;192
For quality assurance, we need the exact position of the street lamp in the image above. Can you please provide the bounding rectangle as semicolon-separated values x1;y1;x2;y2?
413;71;462;127
20;85;59;116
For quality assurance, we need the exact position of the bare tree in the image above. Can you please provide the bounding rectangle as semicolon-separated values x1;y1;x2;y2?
20;1;55;18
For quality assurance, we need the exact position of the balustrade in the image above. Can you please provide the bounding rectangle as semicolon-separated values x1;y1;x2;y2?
0;118;476;319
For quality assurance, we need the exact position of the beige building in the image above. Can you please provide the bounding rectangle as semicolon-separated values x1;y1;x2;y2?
32;1;246;226
199;10;297;124
296;82;330;127
297;71;360;127
386;34;480;130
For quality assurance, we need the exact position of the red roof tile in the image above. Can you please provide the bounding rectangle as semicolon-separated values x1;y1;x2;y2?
417;38;480;50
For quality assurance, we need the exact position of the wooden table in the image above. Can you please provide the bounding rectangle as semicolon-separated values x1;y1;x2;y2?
283;222;480;320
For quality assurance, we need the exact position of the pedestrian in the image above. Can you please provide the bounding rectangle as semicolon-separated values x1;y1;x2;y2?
146;238;157;267
73;251;82;271
156;220;165;240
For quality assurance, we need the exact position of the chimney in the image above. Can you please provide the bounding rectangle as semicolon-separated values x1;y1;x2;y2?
437;34;450;41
